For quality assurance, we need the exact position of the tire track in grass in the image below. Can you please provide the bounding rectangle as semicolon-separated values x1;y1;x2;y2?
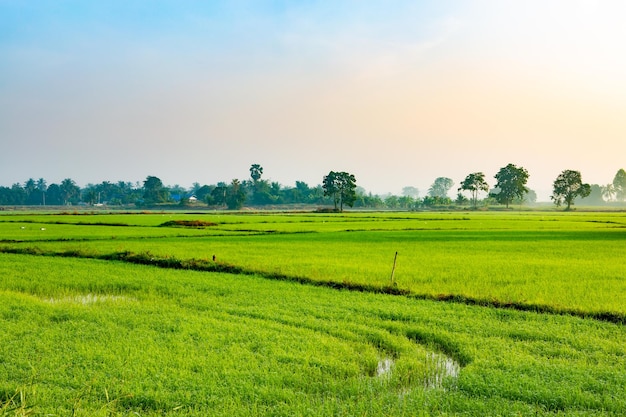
219;304;462;390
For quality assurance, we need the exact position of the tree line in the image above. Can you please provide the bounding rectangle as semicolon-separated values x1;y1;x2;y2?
1;165;625;211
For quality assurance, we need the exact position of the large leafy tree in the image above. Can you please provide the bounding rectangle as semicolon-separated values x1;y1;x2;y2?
209;182;228;206
322;171;357;212
292;181;314;203
428;177;454;198
142;176;169;204
490;163;529;208
613;168;626;202
226;179;246;210
458;172;489;209
195;185;213;202
551;170;590;210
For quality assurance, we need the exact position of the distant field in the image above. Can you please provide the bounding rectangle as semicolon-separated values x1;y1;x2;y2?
0;210;625;415
2;211;625;318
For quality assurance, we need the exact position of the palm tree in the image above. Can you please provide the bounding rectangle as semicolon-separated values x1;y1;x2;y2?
24;178;36;200
36;178;47;205
60;178;79;205
249;164;263;183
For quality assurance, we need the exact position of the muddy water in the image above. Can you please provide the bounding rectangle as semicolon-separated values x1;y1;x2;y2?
424;352;460;389
376;352;460;389
376;358;394;377
43;294;133;304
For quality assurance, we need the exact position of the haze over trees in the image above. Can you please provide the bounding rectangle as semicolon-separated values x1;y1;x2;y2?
421;177;453;207
613;169;626;202
2;165;625;210
428;177;454;199
402;186;419;199
584;184;606;206
602;183;616;202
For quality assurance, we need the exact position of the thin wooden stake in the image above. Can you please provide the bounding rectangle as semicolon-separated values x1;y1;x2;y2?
390;251;398;285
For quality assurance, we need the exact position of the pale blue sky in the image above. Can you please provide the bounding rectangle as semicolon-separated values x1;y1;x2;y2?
1;1;625;199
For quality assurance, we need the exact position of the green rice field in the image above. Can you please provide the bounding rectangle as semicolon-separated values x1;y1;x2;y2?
0;210;625;415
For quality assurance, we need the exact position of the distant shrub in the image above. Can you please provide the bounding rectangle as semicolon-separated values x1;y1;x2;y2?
159;220;218;228
314;207;341;213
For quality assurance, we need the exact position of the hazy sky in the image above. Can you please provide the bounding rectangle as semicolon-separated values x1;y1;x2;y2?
2;1;625;200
